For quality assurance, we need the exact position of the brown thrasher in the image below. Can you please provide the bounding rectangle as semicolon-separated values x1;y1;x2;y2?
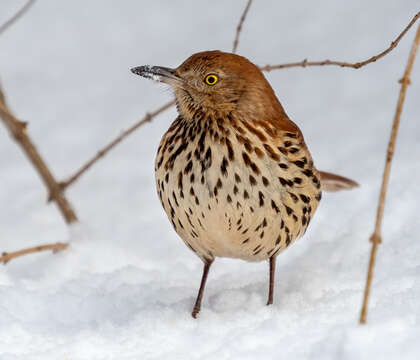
131;50;357;318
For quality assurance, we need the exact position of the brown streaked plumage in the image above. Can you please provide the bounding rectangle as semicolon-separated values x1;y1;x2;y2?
131;50;358;318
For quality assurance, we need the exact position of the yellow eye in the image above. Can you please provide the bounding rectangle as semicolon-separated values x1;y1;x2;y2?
204;74;218;86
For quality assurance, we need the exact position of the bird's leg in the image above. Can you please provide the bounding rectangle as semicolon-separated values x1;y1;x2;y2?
267;255;276;305
192;259;214;318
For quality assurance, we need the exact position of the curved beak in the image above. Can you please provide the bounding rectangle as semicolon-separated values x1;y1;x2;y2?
130;65;183;87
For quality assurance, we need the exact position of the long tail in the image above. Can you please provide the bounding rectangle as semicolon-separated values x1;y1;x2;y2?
319;171;359;192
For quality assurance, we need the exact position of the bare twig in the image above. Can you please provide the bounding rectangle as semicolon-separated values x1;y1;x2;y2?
0;0;36;36
260;10;420;72
360;23;420;324
61;100;175;189
232;0;253;53
0;242;68;264
0;85;78;224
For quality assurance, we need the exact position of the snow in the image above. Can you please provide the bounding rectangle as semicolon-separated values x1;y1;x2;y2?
1;0;420;359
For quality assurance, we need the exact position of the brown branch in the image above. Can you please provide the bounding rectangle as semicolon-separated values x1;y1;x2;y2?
0;0;37;35
260;10;420;72
60;99;175;189
0;85;78;224
0;242;68;264
232;0;253;53
360;23;420;324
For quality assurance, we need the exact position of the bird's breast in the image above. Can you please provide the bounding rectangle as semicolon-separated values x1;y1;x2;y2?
154;115;322;262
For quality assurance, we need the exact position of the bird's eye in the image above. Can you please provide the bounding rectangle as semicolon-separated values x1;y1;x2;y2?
204;74;218;86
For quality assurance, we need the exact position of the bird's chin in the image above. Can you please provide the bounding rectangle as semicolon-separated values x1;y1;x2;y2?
174;89;203;119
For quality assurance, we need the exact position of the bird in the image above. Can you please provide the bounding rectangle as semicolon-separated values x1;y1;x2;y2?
131;50;358;318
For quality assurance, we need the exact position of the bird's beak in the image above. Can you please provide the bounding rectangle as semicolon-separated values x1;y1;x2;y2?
130;65;183;87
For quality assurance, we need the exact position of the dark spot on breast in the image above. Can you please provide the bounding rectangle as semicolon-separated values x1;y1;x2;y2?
217;178;223;189
242;238;250;244
190;173;195;183
178;219;184;229
243;190;250;199
178;172;183;190
172;191;179;207
165;142;188;170
262;176;270;187
242;152;251;166
299;194;310;203
233;185;239;195
279;177;288;187
277;147;288;155
275;235;281;245
244;142;253;153
302;169;314;177
226;138;234;160
315;192;322;201
227;194;232;203
263;144;280;161
294;160;305;168
249;175;257;186
250;162;260;175
254;147;264;158
235;173;241;183
289;192;298;203
243;122;267;142
271;199;280;213
289;148;299;154
258;191;265;207
221;156;229;177
184;160;193;174
284;205;293;216
293;177;302;185
279;163;288;169
205;146;212;162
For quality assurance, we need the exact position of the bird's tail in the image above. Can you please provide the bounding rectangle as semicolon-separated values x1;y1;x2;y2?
319;171;359;192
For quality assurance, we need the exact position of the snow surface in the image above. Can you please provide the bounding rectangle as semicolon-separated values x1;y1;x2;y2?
1;1;420;359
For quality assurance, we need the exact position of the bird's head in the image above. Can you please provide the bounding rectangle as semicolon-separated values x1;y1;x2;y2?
131;50;285;121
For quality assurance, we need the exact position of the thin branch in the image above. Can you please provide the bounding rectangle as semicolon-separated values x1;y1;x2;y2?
260;10;420;72
60;99;175;189
0;85;78;224
232;0;253;53
0;0;36;36
0;242;68;264
360;23;420;324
